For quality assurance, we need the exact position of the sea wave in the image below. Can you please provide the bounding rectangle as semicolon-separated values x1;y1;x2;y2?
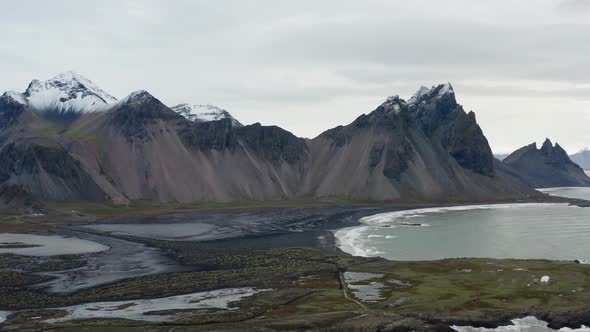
0;311;10;324
359;203;561;226
451;316;590;331
334;226;384;257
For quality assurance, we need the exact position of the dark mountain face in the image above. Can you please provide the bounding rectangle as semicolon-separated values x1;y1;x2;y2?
178;119;306;164
0;142;106;201
0;94;27;130
178;118;238;151
437;110;495;177
410;85;494;176
235;123;307;164
503;139;590;188
107;91;183;141
0;79;540;205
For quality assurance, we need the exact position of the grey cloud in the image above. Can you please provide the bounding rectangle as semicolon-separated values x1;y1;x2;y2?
0;0;589;152
559;0;590;10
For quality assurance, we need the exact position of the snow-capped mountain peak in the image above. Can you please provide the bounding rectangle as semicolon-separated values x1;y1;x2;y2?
408;82;454;106
22;71;117;114
171;104;243;127
118;90;155;105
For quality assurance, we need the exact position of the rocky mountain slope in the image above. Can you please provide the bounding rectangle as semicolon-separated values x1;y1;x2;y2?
503;139;590;188
0;73;541;205
570;148;590;170
0;91;107;203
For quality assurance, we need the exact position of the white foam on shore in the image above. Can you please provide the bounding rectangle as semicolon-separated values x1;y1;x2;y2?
452;316;590;331
45;287;269;323
334;226;384;257
0;311;11;323
0;234;110;256
359;203;561;226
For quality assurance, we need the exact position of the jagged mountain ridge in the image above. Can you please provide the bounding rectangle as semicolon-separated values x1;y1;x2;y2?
503;139;590;188
3;72;242;127
304;84;530;201
0;75;540;204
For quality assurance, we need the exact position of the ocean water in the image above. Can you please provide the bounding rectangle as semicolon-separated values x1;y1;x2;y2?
335;202;590;261
539;186;590;201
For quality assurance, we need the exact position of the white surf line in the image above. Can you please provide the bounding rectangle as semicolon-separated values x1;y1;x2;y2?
0;311;12;324
359;203;564;226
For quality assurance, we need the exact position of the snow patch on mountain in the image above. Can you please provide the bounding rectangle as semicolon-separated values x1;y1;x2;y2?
437;82;453;96
22;71;117;114
171;104;242;127
408;86;431;105
381;95;406;114
2;91;26;105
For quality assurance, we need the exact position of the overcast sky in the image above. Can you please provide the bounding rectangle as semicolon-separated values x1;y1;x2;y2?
1;0;589;153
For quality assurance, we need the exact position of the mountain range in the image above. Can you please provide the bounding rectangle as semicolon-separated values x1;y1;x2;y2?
0;72;549;208
502;139;590;188
570;148;590;170
497;149;590;171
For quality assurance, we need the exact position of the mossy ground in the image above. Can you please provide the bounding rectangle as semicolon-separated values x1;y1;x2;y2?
0;216;23;225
